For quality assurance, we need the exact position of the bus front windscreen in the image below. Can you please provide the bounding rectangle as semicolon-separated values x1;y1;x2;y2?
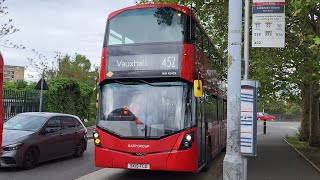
98;81;193;138
107;7;186;45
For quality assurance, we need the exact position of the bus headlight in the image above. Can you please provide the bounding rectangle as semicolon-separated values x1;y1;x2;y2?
179;133;194;150
93;131;101;147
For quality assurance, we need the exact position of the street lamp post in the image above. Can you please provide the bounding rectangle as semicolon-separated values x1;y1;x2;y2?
223;0;245;179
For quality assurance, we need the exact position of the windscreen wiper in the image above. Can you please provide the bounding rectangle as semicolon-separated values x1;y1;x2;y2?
138;80;182;87
114;80;142;85
114;80;183;87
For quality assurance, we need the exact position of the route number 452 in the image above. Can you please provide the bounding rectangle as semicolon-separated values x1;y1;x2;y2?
162;57;176;68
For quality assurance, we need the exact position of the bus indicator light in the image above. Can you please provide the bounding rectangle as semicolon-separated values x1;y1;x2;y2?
95;139;101;145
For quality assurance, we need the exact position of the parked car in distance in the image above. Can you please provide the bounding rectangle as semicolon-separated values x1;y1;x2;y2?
257;112;275;121
1;112;87;169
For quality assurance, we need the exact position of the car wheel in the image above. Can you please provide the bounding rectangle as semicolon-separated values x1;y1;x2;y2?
271;118;275;121
22;147;39;170
73;140;86;158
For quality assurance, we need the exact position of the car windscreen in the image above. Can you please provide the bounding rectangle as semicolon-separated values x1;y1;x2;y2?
4;115;47;131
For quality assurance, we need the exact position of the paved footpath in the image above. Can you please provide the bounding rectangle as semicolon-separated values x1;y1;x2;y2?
248;121;320;180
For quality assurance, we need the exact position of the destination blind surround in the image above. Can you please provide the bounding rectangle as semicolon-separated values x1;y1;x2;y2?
107;54;180;78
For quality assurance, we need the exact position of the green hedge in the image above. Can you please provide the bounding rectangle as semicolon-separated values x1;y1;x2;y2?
45;78;94;120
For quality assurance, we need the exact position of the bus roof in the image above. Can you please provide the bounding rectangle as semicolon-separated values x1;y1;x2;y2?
107;3;192;20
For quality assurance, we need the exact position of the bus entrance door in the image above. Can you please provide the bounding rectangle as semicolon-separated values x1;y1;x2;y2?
197;98;206;167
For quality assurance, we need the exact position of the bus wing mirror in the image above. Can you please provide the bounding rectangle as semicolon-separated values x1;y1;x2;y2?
96;94;99;109
194;80;203;97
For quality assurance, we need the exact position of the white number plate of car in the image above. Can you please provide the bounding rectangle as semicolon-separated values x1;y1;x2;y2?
127;163;150;169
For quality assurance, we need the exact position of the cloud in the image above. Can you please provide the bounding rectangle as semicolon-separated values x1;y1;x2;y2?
1;0;135;80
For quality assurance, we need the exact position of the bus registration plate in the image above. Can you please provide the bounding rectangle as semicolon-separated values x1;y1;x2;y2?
127;163;150;169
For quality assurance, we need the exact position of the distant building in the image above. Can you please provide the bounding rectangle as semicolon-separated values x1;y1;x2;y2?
4;65;25;82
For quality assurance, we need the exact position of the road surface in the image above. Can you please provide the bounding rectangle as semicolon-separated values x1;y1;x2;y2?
0;121;303;180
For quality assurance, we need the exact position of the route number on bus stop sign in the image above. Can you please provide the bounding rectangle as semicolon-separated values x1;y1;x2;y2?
252;0;285;48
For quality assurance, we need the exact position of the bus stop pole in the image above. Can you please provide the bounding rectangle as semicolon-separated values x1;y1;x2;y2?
243;0;251;179
223;0;245;179
39;71;44;112
0;52;4;154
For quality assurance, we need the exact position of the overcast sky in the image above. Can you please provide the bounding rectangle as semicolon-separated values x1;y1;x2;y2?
1;0;135;80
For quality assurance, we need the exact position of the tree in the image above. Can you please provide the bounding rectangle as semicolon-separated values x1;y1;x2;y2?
14;80;27;90
45;78;94;120
45;78;81;116
136;0;320;145
55;54;97;85
287;0;320;146
0;0;24;49
3;81;15;90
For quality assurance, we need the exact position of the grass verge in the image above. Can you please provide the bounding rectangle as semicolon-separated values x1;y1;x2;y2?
285;136;320;170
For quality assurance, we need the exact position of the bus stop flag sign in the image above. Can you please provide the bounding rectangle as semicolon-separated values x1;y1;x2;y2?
252;0;285;48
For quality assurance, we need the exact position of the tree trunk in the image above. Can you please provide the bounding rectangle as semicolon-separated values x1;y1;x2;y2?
299;84;311;141
309;92;320;147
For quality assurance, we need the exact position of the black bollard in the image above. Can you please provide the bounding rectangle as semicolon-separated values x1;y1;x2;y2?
263;120;266;134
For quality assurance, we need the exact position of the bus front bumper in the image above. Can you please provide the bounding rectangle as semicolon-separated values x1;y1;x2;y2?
94;146;198;173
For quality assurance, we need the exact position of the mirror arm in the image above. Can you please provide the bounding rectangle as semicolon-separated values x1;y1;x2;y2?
197;71;200;90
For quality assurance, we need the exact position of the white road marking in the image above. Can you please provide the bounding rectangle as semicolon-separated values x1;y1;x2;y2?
76;168;124;180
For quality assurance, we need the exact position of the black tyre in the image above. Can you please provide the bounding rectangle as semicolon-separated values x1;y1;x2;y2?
22;147;39;170
73;140;86;158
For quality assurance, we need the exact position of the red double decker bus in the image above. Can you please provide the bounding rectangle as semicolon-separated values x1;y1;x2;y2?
94;3;227;173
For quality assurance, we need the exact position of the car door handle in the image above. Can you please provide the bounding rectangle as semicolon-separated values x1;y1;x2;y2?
60;133;64;136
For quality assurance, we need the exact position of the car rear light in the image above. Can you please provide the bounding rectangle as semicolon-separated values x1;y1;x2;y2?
179;132;194;150
93;131;101;147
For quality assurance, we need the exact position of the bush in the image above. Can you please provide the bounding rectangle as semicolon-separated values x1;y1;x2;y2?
45;78;94;119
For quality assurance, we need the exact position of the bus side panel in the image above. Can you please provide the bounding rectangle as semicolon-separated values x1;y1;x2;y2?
221;120;227;149
208;121;220;158
180;44;195;82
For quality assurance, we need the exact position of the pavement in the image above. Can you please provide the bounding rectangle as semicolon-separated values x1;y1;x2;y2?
80;121;320;180
248;121;320;180
86;125;95;139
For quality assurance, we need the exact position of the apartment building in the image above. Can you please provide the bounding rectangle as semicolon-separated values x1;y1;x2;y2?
4;65;25;82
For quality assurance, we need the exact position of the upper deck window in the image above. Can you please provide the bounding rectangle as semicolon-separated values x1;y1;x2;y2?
107;7;186;45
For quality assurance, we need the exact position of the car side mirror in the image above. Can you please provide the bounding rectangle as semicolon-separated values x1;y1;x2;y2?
45;127;56;134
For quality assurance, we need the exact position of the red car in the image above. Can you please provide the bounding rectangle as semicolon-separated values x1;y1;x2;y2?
257;112;275;121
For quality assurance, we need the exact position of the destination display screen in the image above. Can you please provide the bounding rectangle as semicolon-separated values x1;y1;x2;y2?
108;54;179;71
107;54;181;78
105;43;183;78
